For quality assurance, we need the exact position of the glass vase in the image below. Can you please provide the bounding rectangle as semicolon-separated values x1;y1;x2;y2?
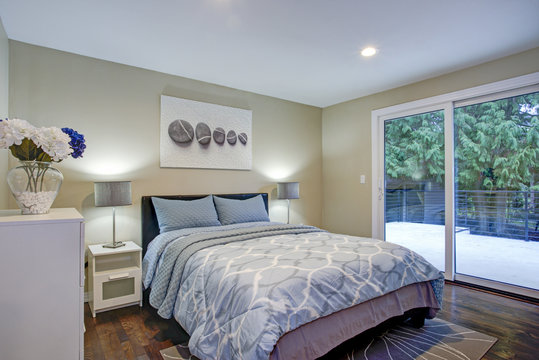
7;161;63;214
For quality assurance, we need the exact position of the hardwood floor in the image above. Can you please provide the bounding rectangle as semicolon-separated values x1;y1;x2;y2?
435;283;539;360
84;300;188;359
84;283;539;359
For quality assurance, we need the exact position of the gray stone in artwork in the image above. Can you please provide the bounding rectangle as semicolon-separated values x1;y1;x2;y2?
196;122;212;145
238;132;248;145
227;130;237;145
168;119;194;144
213;127;226;144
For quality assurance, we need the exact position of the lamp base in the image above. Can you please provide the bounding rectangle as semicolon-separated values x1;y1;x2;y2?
287;199;291;224
103;241;126;249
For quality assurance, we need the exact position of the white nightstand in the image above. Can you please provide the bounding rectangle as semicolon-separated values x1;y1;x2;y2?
88;241;142;317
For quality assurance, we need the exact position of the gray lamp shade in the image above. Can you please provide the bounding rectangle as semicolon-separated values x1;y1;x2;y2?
277;182;300;200
94;181;132;207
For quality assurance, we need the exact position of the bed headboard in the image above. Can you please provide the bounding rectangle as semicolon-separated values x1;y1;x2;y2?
141;193;269;256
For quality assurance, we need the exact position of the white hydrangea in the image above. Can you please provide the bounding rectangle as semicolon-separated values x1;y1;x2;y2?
0;118;37;148
32;126;73;161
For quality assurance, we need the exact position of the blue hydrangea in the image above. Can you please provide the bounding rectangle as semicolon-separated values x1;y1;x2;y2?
61;127;86;159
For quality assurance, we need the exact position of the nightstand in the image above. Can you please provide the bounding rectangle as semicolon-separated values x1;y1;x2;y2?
88;241;142;317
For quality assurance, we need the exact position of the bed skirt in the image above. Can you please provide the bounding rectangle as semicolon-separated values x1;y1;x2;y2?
270;281;440;360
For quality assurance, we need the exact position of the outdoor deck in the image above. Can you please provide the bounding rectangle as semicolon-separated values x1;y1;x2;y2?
386;222;539;290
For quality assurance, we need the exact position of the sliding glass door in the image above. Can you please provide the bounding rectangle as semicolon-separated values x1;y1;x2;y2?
373;74;539;297
454;91;539;290
384;110;445;270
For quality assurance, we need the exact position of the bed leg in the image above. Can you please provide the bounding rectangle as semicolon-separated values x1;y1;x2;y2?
409;308;428;328
410;314;425;328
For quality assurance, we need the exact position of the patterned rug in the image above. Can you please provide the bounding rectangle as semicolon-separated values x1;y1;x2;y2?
159;318;497;360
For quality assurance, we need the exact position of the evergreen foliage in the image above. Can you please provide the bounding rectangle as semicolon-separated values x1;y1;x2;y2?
384;110;445;184
454;92;538;191
384;91;538;237
384;92;538;191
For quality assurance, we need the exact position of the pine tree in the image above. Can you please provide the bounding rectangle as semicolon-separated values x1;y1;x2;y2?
384;110;445;184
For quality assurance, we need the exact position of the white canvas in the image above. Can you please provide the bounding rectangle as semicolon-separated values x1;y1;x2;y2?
160;95;252;170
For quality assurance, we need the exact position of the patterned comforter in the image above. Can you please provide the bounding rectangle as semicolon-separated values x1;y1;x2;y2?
143;223;444;360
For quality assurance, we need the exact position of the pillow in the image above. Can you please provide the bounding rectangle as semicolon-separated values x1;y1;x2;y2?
213;195;270;225
152;195;221;233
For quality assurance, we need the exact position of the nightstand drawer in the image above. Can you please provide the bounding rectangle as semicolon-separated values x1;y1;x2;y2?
93;269;141;309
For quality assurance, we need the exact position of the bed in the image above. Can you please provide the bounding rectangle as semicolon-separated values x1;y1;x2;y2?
141;193;444;360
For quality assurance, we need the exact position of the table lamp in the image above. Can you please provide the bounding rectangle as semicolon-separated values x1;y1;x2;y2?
277;182;299;224
94;181;132;248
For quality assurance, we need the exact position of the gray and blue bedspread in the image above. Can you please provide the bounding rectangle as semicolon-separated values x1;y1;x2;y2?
143;223;444;360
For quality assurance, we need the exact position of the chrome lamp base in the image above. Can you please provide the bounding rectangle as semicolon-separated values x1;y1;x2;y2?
286;199;291;224
102;241;126;249
102;206;126;249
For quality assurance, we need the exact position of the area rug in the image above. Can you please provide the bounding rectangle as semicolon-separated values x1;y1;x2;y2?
159;318;497;360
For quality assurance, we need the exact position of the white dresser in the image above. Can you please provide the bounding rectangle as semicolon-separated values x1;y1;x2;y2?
0;208;85;360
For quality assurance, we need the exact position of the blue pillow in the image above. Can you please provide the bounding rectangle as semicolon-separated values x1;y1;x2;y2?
152;195;221;233
213;195;270;225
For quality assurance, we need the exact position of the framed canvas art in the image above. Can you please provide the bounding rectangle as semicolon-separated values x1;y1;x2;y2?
160;95;252;170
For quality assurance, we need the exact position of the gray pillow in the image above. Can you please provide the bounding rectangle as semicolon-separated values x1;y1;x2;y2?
152;195;221;233
213;195;270;225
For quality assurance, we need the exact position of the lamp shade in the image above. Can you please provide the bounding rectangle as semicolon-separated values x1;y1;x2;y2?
94;181;132;207
277;182;300;200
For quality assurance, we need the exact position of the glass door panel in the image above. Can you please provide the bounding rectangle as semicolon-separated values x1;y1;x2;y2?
384;110;445;270
454;91;539;290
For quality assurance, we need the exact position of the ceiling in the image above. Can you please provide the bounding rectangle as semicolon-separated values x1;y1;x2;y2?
0;0;538;107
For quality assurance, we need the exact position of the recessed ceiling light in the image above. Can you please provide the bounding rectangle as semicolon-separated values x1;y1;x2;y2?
360;47;377;57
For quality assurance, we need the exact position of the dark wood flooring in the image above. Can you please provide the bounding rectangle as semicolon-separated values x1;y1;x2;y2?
84;283;539;359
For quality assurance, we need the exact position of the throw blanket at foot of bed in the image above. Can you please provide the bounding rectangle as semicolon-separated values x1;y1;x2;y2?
146;224;444;360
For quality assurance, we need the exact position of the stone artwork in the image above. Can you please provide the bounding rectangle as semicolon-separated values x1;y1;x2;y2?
213;127;226;144
169;121;247;147
238;132;248;145
226;130;237;145
168;119;194;144
195;122;212;145
160;95;252;169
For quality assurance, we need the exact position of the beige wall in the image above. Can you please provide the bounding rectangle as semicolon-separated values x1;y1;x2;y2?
0;18;8;208
7;39;539;244
8;41;322;246
322;47;539;237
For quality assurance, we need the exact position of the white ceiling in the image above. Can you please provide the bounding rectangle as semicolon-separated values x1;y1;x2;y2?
0;0;538;107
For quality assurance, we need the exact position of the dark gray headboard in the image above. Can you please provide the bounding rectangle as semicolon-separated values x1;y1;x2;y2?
141;193;269;256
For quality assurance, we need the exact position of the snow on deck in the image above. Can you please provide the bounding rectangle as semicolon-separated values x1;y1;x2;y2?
386;222;539;290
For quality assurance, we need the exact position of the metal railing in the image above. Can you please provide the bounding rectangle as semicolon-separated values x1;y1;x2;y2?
385;189;538;241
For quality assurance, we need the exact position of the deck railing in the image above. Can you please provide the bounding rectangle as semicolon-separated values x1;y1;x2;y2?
385;189;538;241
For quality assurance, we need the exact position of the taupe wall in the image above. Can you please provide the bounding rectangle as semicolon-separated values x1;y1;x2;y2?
6;39;539;243
322;47;539;237
8;41;322;246
0;18;8;208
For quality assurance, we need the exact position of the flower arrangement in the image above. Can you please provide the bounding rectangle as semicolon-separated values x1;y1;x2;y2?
0;118;86;161
1;118;86;214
